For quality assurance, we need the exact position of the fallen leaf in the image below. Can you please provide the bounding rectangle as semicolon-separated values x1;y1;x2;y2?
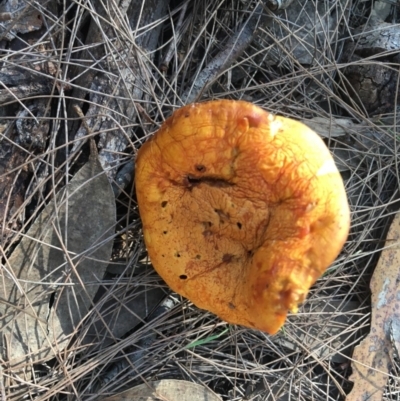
347;212;400;401
0;145;116;371
101;379;222;401
81;264;166;348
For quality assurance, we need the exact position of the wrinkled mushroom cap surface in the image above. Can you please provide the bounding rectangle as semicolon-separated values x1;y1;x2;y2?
135;100;350;334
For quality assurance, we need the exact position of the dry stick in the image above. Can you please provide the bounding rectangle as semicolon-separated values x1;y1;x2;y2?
0;81;52;106
70;103;94;155
94;296;175;390
0;364;5;401
181;4;263;104
73;103;134;197
68;1;169;182
160;2;189;72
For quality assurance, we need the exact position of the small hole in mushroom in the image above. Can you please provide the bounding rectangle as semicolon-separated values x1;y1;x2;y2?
195;254;201;259
184;112;190;118
214;208;230;221
174;252;181;258
237;222;242;229
163;230;168;235
195;164;206;172
161;201;168;208
185;175;201;187
179;274;188;279
222;253;234;263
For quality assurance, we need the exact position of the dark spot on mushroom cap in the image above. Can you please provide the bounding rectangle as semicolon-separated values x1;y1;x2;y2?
195;164;206;172
161;201;168;208
179;274;188;279
214;209;230;223
222;253;234;263
184;175;232;189
237;222;242;229
182;176;191;189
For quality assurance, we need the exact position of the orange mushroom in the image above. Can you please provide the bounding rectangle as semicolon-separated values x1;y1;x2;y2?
135;100;350;334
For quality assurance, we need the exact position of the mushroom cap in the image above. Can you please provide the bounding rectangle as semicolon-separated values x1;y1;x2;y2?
135;100;350;334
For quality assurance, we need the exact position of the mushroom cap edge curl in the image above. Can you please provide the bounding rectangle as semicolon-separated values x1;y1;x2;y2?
135;100;350;335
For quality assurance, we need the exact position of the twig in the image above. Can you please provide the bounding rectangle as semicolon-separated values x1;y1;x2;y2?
94;295;175;391
160;2;189;72
0;81;52;106
181;4;263;104
70;103;94;156
0;363;6;401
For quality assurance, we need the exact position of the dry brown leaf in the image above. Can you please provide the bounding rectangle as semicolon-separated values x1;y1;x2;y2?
101;379;222;401
347;212;400;401
0;145;116;371
81;265;166;348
